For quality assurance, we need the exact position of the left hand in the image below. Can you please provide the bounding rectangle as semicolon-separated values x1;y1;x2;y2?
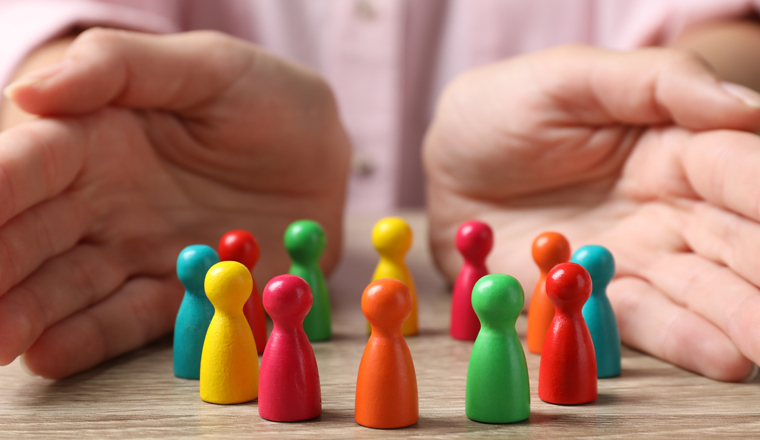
424;45;760;381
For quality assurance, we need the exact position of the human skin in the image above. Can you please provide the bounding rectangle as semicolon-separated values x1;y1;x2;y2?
0;28;351;378
670;18;760;92
4;19;760;381
424;44;760;382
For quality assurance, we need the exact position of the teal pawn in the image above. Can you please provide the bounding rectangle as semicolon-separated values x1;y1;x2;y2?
572;245;620;378
285;220;331;341
174;245;219;379
466;274;530;423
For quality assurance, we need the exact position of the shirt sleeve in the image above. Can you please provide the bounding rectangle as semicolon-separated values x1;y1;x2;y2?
0;0;182;92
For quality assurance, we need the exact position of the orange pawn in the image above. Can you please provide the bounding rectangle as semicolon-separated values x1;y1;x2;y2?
355;279;418;429
526;232;571;354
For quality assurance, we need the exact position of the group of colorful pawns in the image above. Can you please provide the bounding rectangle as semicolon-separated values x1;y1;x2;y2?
173;217;620;429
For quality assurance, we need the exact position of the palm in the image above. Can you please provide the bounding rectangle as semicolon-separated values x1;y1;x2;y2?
425;46;760;380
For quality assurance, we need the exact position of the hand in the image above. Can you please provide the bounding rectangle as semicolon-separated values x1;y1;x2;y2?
424;45;760;381
0;29;350;378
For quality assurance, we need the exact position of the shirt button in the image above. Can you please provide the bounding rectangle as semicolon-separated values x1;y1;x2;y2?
354;0;377;20
351;151;375;178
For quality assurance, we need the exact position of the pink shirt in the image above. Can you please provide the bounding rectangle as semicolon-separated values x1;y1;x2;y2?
0;0;757;211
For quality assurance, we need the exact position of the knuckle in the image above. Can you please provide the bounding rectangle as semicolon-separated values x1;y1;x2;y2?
660;47;711;72
437;70;473;111
69;28;132;71
183;30;247;75
193;29;234;44
188;30;240;54
550;43;594;57
74;27;125;50
308;74;338;108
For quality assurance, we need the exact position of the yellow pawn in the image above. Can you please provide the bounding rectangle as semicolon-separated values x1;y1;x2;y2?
370;217;418;336
200;261;259;404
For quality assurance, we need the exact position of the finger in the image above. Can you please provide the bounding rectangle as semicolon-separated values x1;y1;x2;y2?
0;227;184;366
6;28;255;115
0;244;128;365
529;45;760;131
679;129;760;223
608;276;753;381
22;276;182;379
640;252;760;373
680;200;760;288
0;193;87;296
0;119;86;227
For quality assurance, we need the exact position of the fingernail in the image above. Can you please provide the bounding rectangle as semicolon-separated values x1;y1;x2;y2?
18;354;39;377
743;363;759;382
3;60;68;100
721;81;760;109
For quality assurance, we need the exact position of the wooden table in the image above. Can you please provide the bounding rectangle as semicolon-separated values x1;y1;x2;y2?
2;212;759;439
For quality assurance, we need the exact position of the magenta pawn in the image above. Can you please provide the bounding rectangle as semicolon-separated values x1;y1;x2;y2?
259;275;321;422
450;221;493;341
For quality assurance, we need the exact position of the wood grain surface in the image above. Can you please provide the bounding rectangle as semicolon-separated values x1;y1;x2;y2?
1;212;759;439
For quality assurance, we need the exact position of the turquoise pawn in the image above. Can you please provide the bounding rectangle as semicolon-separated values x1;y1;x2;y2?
572;245;620;378
174;245;219;379
466;274;530;423
285;220;331;341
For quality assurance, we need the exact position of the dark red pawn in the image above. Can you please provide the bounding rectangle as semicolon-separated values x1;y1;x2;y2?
450;221;493;341
538;262;597;405
259;275;321;422
218;230;267;354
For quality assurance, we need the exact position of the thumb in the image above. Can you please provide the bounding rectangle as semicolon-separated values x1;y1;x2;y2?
4;28;257;115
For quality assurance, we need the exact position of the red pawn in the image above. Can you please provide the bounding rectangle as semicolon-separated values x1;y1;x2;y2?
450;221;493;341
538;262;597;405
259;275;321;421
218;230;267;354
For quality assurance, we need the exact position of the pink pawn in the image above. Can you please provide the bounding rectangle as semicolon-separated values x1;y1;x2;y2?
259;275;321;422
450;221;493;341
218;230;267;355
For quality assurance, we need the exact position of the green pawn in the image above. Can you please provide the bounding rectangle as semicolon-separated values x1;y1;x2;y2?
285;220;332;341
466;274;530;423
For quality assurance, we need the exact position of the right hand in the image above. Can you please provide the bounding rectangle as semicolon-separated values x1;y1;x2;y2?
0;28;351;378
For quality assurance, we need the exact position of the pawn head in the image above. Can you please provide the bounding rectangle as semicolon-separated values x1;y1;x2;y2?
532;231;571;273
472;274;524;329
361;278;412;330
218;229;259;270
571;245;615;290
456;220;493;263
177;245;220;293
546;262;592;309
372;217;412;257
263;274;313;324
204;261;253;310
284;220;326;263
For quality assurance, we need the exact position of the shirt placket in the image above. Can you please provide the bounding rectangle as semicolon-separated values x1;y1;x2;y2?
324;0;403;212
